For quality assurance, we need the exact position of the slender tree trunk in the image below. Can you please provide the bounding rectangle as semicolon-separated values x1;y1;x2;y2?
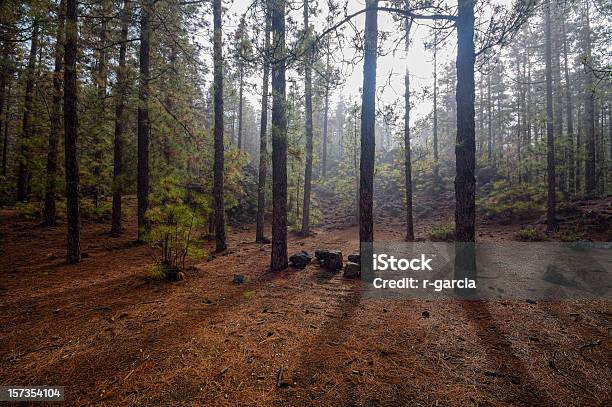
64;0;80;263
213;0;227;252
238;63;244;150
487;63;492;163
111;0;130;237
17;20;39;202
552;5;565;199
321;44;330;178
270;0;288;271
455;0;476;243
562;16;574;198
0;53;8;177
92;0;109;207
404;16;414;242
43;0;66;227
526;46;532;146
256;6;270;243
300;0;313;236
576;104;582;194
544;0;557;232
608;105;611;192
432;28;439;184
359;0;377;257
478;73;484;156
353;105;358;225
516;51;522;183
454;0;476;286
583;0;596;197
137;0;152;242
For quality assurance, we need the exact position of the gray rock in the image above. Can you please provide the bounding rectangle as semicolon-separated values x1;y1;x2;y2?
343;262;361;279
289;251;312;269
315;249;343;271
347;253;360;264
315;249;329;261
232;274;245;284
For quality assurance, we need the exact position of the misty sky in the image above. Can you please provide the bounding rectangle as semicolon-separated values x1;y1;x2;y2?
200;0;460;126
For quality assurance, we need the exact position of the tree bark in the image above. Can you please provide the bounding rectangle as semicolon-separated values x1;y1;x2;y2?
562;15;574;198
111;0;131;237
43;0;66;227
256;4;270;244
321;44;330;178
238;63;244;150
404;16;414;242
583;0;596;197
552;4;565;199
432;27;439;184
213;0;227;252
92;0;110;208
0;51;8;177
64;0;81;263
544;0;557;232
454;0;476;243
359;0;377;255
300;0;313;236
270;0;288;271
454;0;476;290
137;0;152;242
17;20;39;202
486;62;492;163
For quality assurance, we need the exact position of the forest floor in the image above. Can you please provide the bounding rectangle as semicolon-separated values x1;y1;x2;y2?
0;198;611;406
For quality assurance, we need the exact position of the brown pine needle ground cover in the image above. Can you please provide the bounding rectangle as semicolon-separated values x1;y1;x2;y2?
0;207;610;406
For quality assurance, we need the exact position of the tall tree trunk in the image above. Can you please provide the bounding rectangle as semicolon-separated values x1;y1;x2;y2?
544;0;557;232
353;104;359;224
404;16;414;242
0;50;8;177
300;0;313;236
455;0;475;242
562;16;574;198
213;0;227;252
137;0;152;242
64;0;80;263
454;0;476;287
92;0;109;207
516;51;522;183
111;0;131;237
432;28;439;184
17;20;39;202
256;5;270;244
43;0;66;227
525;43;532;182
321;43;330;178
359;0;377;256
552;4;565;199
583;0;596;197
576;104;582;194
487;63;492;163
270;0;288;271
238;63;244;150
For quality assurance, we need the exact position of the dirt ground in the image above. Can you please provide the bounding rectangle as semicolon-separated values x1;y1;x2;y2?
0;205;610;406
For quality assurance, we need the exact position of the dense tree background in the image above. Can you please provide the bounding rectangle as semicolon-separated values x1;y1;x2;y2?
0;0;610;268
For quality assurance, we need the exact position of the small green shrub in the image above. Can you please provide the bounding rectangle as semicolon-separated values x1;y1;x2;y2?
81;200;112;223
514;226;548;241
15;202;41;221
429;222;455;241
557;230;585;242
146;177;207;278
478;181;546;224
